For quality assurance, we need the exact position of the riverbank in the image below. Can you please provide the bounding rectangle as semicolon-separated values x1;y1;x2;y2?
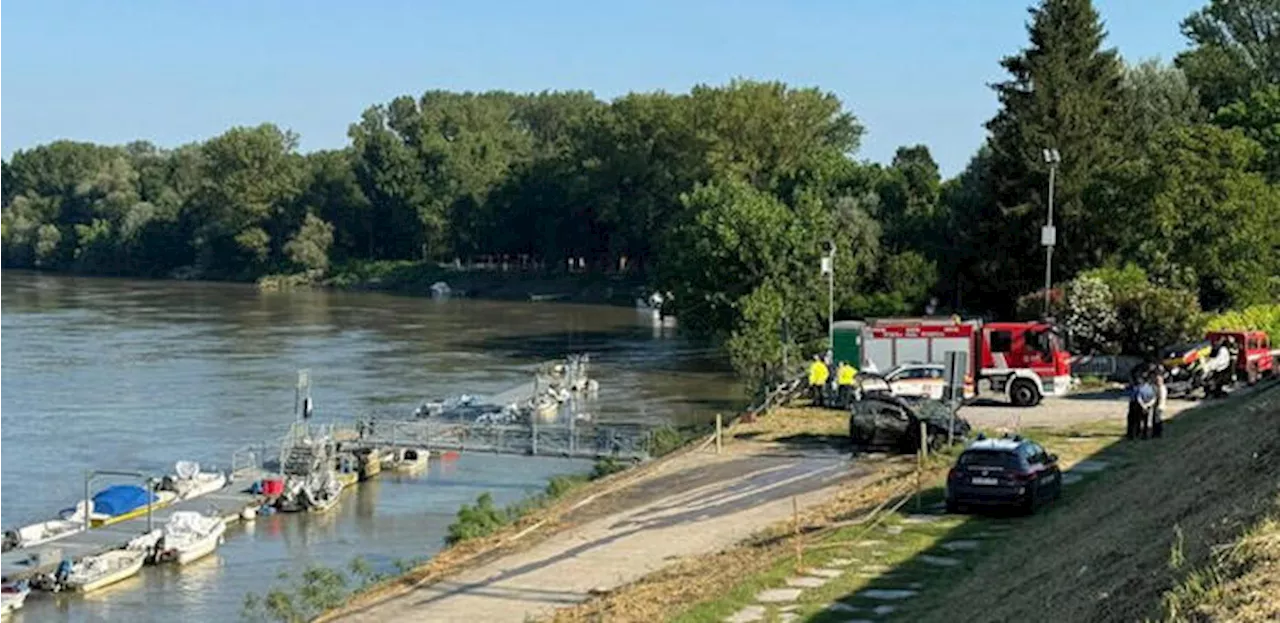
551;382;1280;623
259;260;647;307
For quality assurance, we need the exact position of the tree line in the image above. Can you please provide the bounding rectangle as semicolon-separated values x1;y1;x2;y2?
3;0;1278;378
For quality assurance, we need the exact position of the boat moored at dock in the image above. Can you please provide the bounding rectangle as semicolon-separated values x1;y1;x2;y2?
60;485;177;528
386;448;429;473
157;512;226;565
62;550;147;593
161;461;228;501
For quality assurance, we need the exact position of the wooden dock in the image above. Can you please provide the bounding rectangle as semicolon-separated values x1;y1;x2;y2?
1;476;266;582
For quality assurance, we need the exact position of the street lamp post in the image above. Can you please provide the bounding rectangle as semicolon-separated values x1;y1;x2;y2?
1041;148;1061;317
822;241;836;355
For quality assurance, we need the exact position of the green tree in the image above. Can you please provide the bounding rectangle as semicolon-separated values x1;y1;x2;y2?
984;0;1127;312
1175;0;1280;114
1117;60;1205;149
349;104;430;260
189;124;303;275
1122;124;1280;308
1213;85;1280;181
283;213;335;273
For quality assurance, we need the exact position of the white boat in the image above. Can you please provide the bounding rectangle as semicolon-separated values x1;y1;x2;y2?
162;461;228;501
64;549;146;592
159;512;226;565
386;448;430;473
1;583;29;617
6;502;89;549
302;472;343;514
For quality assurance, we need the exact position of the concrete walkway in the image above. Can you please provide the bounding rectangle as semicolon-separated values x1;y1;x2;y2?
338;447;868;623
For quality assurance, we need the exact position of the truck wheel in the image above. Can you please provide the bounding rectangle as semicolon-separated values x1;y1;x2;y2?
1010;379;1040;407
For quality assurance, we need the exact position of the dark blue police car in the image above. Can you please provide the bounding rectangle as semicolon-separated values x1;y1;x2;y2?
945;434;1062;514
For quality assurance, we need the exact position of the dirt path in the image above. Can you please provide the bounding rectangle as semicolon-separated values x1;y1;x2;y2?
336;445;871;623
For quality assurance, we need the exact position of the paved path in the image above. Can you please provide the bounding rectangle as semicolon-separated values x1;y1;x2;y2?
337;448;867;623
961;392;1198;430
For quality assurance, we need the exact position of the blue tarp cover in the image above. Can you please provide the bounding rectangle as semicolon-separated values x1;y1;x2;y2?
92;485;156;517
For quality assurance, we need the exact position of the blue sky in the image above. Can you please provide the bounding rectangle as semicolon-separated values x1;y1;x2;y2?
2;0;1203;177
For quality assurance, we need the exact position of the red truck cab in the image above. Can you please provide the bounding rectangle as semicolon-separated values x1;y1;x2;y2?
980;322;1073;406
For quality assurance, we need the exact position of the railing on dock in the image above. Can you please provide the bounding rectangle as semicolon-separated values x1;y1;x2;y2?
337;417;653;460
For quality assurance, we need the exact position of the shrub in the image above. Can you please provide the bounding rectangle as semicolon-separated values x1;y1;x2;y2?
1205;304;1280;341
444;493;510;545
1112;283;1205;357
1061;275;1120;354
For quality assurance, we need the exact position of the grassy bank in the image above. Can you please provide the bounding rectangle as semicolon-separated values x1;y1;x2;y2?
546;413;1123;623
605;383;1280;623
259;260;646;307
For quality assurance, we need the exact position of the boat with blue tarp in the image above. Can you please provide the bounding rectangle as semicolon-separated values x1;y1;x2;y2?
59;485;177;527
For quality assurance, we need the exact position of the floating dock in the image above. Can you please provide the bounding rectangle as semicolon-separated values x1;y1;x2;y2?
0;355;653;588
1;472;268;582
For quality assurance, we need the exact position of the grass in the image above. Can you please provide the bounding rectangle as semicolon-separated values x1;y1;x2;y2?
445;458;628;546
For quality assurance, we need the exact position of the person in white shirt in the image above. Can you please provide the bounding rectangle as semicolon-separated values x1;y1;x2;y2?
1153;371;1168;438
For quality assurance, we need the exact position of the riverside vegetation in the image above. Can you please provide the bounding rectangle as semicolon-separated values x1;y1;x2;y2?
5;0;1280;382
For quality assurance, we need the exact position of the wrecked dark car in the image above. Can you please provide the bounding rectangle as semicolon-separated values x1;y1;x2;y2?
848;394;971;454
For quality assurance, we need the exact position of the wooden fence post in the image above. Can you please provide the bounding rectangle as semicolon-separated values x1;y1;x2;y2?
715;413;723;455
793;496;803;572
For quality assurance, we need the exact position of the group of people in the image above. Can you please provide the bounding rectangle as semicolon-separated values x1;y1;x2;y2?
807;353;859;408
1127;363;1168;440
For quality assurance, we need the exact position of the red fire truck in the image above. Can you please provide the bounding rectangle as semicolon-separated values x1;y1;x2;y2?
832;317;1073;407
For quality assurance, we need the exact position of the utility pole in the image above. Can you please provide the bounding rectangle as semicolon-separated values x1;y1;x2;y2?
1042;148;1061;317
822;241;836;355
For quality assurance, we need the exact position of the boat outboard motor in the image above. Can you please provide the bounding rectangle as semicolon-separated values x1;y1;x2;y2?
1;530;16;553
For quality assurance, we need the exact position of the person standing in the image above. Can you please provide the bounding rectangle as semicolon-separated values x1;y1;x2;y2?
836;361;857;407
807;355;830;406
1153;372;1168;438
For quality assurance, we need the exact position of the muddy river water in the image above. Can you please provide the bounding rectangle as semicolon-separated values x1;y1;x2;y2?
0;271;740;622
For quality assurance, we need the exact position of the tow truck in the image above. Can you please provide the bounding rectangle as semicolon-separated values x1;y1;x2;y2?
833;317;1073;407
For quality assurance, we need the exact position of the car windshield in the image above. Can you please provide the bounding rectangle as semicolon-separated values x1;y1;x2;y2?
958;450;1020;469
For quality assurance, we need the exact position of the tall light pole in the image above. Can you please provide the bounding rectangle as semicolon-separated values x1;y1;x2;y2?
822;241;836;356
1041;148;1061;317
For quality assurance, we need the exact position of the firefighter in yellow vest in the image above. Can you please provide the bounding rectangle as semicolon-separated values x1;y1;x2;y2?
807;355;830;405
836;361;857;407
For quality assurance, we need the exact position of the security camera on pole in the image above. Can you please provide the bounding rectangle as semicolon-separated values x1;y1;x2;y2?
1041;148;1061;318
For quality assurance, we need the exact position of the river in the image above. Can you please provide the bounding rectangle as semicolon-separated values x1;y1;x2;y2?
0;271;741;622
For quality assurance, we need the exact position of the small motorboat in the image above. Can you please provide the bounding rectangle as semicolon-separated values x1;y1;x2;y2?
63;549;146;592
5;502;89;550
1;582;30;617
61;485;177;528
158;512;226;565
161;461;228;501
386;448;430;473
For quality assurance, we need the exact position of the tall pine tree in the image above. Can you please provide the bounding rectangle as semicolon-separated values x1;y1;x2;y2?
982;0;1125;315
